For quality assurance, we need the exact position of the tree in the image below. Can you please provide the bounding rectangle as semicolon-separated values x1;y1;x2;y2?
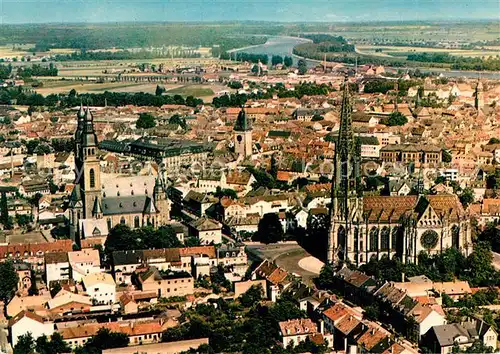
363;304;380;321
311;114;324;121
214;186;237;200
239;284;263;307
271;55;283;66
13;333;34;354
316;264;334;289
85;328;129;350
136;112;156;129
386;111;408;126
33;144;51;155
155;85;165;96
35;333;70;354
283;56;293;68
254;213;284;244
442;149;452;163
297;59;307;75
168;114;188;130
0;191;11;229
459;187;475;208
488;137;500;145
0;260;18;302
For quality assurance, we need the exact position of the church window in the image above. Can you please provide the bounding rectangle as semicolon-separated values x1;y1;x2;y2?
381;227;390;251
90;169;96;188
120;217;126;225
134;216;140;228
421;230;439;250
369;227;379;251
391;227;399;251
452;225;460;249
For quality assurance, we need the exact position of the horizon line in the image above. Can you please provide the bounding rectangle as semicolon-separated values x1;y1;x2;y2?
1;18;499;26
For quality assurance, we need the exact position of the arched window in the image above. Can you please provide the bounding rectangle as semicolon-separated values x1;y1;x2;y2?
391;227;399;251
353;228;359;253
90;168;95;188
451;225;460;249
337;226;346;260
120;217;126;225
369;227;379;251
107;218;112;230
381;227;390;251
134;216;140;228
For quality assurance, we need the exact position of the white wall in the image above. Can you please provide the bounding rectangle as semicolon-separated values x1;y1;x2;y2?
11;317;54;346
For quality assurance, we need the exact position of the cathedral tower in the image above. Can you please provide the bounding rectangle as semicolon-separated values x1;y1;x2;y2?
327;77;363;264
153;174;170;225
233;108;253;158
79;107;102;219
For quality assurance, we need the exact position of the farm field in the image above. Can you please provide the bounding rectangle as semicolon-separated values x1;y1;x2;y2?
166;85;215;97
34;81;173;95
356;45;500;58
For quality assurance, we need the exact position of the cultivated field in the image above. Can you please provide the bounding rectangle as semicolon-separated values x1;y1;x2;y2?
356;45;500;58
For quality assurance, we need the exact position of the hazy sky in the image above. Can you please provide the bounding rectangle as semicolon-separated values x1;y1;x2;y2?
1;0;498;24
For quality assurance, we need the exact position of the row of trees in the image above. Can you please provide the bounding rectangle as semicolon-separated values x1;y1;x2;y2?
0;87;203;108
162;287;327;353
17;63;58;78
271;55;293;67
357;242;497;288
104;224;182;255
222;52;269;64
213;81;334;107
55;49;201;61
408;52;500;71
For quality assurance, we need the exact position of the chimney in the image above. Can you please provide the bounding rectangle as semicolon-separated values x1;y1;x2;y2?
401;272;405;283
319;320;325;335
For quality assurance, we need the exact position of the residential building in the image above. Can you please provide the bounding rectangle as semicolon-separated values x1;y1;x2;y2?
188;217;222;244
136;267;193;298
279;318;319;348
68;248;101;281
82;272;116;305
9;311;54;346
45;252;71;284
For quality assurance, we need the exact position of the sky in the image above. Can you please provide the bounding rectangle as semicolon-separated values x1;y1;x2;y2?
0;0;498;24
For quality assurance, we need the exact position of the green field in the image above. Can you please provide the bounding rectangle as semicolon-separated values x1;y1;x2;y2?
167;85;214;97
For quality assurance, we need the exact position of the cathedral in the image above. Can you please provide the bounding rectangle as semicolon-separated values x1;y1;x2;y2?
327;78;472;266
69;106;170;244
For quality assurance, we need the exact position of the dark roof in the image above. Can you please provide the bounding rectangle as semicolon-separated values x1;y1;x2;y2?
268;130;291;138
102;195;153;216
234;109;252;132
112;250;144;266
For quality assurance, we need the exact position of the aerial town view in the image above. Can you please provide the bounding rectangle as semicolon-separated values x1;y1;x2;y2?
0;0;498;353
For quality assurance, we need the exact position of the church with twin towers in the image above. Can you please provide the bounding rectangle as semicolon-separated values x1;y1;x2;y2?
68;105;170;244
327;77;471;266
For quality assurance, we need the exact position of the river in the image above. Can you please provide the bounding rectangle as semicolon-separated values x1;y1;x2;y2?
230;36;500;80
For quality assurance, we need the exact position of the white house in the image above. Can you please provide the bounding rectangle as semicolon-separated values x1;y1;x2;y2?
44;252;70;284
188;217;222;244
82;273;116;305
9;311;54;347
68;249;101;282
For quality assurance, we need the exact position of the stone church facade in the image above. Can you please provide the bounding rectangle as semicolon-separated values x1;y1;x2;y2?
327;79;471;266
69;106;170;244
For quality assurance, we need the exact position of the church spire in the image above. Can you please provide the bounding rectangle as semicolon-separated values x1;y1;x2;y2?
327;75;362;265
81;106;98;148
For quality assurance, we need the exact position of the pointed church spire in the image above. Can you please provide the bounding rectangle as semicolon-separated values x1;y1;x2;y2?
92;197;102;218
327;75;362;265
234;106;252;132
